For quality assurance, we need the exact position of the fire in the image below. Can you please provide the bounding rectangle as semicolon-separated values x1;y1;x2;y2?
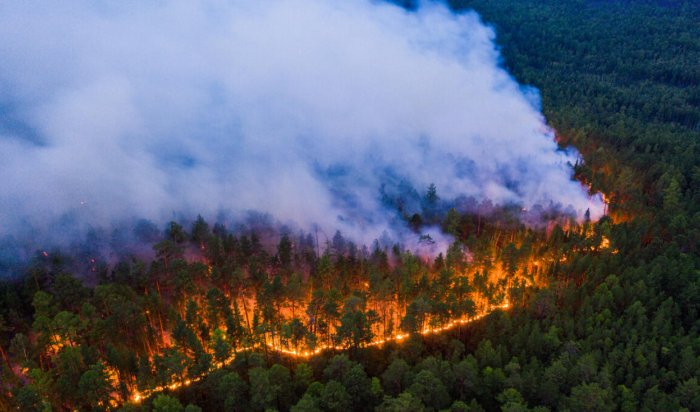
130;378;199;404
115;215;600;407
258;302;509;358
124;301;512;405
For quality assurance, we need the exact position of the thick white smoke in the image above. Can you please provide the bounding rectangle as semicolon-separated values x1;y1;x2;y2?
0;0;603;250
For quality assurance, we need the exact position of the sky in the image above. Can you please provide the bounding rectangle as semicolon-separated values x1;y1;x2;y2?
0;0;604;253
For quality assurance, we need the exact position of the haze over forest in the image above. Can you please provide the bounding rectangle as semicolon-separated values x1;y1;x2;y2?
0;0;602;258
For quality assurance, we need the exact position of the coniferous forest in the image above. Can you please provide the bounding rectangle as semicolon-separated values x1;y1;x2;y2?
1;0;700;411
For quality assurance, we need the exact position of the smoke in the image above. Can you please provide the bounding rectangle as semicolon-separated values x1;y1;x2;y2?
0;0;603;257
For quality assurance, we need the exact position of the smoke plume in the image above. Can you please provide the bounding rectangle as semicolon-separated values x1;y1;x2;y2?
0;0;603;257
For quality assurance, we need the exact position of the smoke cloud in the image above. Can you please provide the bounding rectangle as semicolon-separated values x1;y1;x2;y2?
0;0;603;255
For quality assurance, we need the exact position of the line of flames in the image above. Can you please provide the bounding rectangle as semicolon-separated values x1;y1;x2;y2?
127;215;620;403
130;301;510;404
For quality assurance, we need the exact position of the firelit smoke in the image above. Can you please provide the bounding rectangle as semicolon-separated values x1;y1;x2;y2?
0;0;603;260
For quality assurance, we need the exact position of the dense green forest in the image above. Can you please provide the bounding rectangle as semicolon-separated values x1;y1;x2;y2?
2;0;700;410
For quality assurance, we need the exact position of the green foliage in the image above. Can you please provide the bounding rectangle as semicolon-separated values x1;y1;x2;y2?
249;367;274;411
377;391;426;412
382;358;413;397
153;394;184;412
218;371;248;411
407;369;451;410
78;362;113;409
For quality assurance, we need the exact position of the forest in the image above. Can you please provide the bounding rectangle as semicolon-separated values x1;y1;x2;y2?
2;0;700;410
